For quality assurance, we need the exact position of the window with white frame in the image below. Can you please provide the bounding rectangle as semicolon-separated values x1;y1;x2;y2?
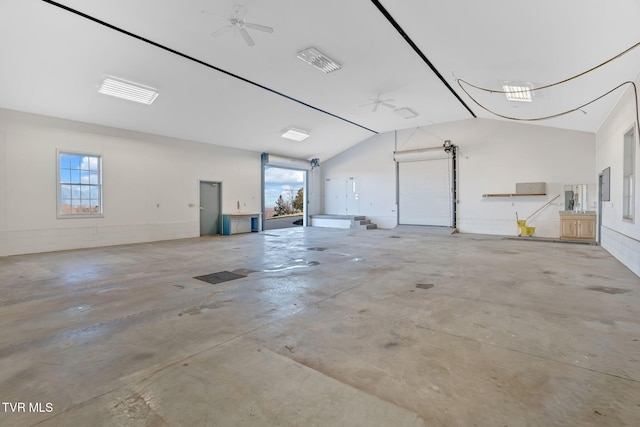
58;152;103;216
623;126;635;220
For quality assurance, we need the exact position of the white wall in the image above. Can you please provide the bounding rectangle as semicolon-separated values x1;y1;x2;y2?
322;118;596;237
595;75;640;276
321;132;397;228
0;109;262;256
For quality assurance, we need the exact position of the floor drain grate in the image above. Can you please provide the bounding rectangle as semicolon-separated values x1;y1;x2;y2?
193;271;246;285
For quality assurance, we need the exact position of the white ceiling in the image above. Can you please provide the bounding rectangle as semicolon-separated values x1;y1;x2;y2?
1;0;639;161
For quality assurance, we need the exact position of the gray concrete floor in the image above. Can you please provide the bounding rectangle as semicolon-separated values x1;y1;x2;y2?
263;215;303;230
1;226;639;426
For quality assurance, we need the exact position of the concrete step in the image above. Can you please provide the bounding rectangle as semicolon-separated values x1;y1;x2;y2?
310;214;377;230
351;219;377;230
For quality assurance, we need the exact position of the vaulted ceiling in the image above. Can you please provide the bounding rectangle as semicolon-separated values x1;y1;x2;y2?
1;0;639;161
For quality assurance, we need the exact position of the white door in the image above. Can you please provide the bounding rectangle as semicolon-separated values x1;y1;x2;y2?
345;177;359;215
398;158;452;226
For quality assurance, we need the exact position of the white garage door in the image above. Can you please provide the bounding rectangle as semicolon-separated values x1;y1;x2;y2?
397;149;453;226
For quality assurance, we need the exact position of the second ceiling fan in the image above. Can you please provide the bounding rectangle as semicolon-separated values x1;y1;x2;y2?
204;5;273;47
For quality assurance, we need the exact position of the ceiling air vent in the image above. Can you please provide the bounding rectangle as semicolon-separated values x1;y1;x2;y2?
394;107;418;119
98;76;159;105
296;47;342;74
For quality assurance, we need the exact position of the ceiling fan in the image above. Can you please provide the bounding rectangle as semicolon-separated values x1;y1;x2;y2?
359;96;396;112
202;5;273;47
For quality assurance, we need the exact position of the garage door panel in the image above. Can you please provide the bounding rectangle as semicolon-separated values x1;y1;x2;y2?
398;158;452;226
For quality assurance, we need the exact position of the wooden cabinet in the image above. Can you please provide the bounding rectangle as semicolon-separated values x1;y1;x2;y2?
559;212;596;241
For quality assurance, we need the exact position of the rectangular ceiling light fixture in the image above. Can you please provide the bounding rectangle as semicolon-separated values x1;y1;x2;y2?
281;128;310;141
296;47;342;74
394;107;418;119
502;84;533;102
98;76;159;105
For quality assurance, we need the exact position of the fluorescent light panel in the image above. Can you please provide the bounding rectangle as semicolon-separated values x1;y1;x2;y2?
98;77;159;105
296;47;342;73
281;128;310;141
394;107;418;119
502;84;532;102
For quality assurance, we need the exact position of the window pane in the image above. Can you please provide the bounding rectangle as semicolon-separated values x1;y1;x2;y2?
79;170;90;184
60;169;71;184
71;185;81;199
60;154;73;169
88;156;98;171
60;199;72;213
89;173;99;185
70;155;82;169
60;185;71;199
70;169;81;184
79;157;88;171
90;186;100;199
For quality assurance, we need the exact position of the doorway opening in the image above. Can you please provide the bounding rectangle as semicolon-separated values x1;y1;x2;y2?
263;166;306;230
199;181;222;236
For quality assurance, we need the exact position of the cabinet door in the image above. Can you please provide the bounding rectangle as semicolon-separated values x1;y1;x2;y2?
578;219;596;239
561;219;577;237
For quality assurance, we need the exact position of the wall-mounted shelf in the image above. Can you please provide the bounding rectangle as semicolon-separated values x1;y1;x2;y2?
483;182;547;198
482;193;546;198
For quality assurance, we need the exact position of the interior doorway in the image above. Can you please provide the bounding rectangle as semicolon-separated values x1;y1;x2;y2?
199;181;221;235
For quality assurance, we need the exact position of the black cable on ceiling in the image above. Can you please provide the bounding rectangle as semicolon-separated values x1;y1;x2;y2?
459;40;640;96
459;80;639;127
456;40;640;137
39;0;378;135
369;0;477;119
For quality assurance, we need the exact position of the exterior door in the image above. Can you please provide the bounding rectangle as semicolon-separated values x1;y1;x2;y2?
200;181;221;235
345;177;360;215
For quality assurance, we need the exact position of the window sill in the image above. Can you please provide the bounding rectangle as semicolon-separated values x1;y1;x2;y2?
57;214;104;219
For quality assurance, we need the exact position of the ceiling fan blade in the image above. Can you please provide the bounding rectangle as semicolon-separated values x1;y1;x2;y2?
372;103;379;112
245;22;274;33
239;27;255;46
200;9;226;19
211;25;232;37
381;102;396;109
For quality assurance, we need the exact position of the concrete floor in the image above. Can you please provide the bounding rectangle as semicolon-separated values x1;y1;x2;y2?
263;215;303;230
1;226;639;426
